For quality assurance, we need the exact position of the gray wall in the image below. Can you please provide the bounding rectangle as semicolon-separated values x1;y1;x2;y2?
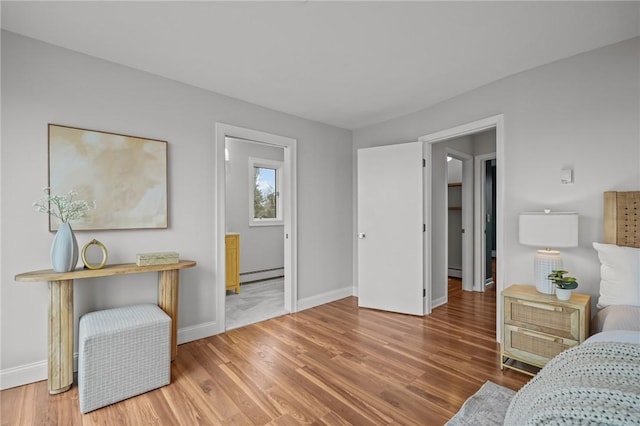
225;139;284;277
1;31;353;387
353;37;640;309
447;158;463;183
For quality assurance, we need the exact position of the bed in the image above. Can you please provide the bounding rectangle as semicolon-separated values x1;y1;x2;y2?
503;191;640;424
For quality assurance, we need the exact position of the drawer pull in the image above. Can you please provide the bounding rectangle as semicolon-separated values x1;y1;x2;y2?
517;328;563;344
516;300;563;312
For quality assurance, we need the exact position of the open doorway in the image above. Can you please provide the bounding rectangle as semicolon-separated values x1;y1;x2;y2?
486;159;497;286
224;137;286;330
215;124;298;334
440;134;496;298
475;154;497;291
420;115;504;341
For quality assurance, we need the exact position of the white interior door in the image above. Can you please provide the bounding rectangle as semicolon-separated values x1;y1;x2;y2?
462;156;474;292
357;142;425;316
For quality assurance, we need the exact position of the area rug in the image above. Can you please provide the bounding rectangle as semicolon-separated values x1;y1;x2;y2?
445;381;515;426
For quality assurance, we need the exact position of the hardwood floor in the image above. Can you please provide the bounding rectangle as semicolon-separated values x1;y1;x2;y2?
1;278;530;425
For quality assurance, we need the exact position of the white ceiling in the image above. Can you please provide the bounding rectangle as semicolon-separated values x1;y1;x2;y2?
2;1;639;130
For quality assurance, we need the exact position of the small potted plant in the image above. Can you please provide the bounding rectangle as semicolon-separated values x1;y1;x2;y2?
547;270;578;301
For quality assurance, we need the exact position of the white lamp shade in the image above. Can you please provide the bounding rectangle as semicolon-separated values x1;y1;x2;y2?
519;212;579;248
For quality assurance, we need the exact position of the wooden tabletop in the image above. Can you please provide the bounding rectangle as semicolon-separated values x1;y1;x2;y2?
15;260;197;282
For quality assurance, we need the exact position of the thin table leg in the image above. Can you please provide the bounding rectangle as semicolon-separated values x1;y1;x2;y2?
48;279;74;394
158;270;179;360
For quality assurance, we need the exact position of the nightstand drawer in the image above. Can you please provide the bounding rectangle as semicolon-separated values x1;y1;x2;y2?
504;296;580;340
503;324;579;367
501;285;590;375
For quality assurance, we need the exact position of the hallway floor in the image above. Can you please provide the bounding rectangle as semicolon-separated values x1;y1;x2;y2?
225;278;286;330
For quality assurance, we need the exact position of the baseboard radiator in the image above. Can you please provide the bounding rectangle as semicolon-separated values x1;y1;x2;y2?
240;267;284;284
448;267;462;278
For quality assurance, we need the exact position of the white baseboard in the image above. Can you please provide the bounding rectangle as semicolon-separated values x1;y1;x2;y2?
448;268;462;278
0;359;49;391
177;320;221;344
431;296;447;309
297;285;354;312
0;353;81;391
240;268;284;284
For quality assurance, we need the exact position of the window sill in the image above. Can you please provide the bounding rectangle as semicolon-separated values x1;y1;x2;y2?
249;220;284;227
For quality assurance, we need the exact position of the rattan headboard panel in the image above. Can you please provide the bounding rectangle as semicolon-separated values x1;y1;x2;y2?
604;191;640;248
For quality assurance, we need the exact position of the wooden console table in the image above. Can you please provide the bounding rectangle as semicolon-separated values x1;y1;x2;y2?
15;260;196;394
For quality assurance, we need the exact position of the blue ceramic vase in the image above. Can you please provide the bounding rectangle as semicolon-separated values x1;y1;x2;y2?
51;222;79;272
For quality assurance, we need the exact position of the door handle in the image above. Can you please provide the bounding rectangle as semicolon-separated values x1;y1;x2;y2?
358;233;366;239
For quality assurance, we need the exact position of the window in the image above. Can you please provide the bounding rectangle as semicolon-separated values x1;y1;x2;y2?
254;166;277;219
249;157;283;226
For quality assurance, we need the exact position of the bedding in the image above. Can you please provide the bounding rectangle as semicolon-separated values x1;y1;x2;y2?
502;240;640;424
503;342;640;425
592;242;640;308
592;304;640;333
498;192;640;425
584;329;640;345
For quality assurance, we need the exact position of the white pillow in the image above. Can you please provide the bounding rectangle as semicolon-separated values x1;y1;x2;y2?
592;242;640;308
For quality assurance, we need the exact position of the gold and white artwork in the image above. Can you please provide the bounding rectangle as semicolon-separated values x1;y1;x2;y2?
48;124;168;231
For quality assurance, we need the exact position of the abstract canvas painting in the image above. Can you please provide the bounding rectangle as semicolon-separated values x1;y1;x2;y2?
48;124;168;231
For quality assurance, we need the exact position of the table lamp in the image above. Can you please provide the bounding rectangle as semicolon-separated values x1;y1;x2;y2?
519;210;579;294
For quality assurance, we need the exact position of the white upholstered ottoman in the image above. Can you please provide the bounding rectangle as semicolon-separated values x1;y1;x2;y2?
78;304;171;413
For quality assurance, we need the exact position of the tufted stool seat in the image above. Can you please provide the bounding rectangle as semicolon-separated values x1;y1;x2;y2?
78;304;171;413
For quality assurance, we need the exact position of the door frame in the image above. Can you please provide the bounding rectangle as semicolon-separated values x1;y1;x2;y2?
420;114;505;342
215;123;298;332
474;152;497;292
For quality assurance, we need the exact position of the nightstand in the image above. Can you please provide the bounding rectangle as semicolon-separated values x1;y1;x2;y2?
501;284;591;376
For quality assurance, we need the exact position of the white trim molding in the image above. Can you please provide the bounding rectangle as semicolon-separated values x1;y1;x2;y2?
248;156;284;227
215;123;298;332
0;359;49;391
474;152;497;293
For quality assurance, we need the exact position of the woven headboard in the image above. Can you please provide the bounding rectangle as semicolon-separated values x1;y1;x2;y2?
604;191;640;248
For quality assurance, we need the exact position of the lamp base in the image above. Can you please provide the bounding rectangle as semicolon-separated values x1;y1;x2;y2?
534;250;562;294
